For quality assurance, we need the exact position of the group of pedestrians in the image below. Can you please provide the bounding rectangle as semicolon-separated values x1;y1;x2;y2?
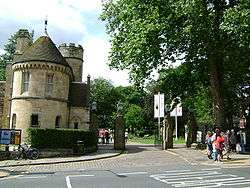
98;129;112;144
205;127;246;162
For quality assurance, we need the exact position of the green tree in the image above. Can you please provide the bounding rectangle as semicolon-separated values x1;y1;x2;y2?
101;0;249;128
124;104;145;135
0;33;17;80
90;78;121;129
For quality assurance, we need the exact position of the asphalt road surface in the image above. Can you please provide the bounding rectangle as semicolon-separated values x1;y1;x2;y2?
1;144;250;188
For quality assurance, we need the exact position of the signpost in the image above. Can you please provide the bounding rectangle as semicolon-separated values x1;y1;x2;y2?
170;103;182;140
154;92;164;139
0;129;21;145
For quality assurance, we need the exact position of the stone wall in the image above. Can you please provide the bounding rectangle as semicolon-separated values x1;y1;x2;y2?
11;99;69;142
69;107;89;130
0;81;5;128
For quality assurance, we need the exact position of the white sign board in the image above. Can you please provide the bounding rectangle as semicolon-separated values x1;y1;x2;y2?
170;104;182;117
154;94;164;118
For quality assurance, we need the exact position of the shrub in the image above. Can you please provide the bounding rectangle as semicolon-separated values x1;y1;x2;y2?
27;128;98;151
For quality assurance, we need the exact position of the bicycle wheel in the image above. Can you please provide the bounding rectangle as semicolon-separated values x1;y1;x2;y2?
30;150;39;160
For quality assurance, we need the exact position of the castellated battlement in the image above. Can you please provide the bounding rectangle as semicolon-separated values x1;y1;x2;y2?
58;43;83;60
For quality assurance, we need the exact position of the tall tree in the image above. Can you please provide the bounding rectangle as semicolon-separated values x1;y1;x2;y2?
90;78;121;129
0;33;17;80
101;0;249;128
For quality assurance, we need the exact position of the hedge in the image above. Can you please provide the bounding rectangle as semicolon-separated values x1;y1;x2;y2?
27;128;98;150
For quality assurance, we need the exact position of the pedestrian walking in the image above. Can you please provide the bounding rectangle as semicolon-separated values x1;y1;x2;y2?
125;131;128;143
105;130;110;144
229;129;236;152
205;131;213;159
223;130;232;160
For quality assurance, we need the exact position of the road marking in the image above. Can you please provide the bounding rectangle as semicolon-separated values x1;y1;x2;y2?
69;174;94;178
66;174;95;188
164;169;191;173
66;176;72;188
17;175;47;179
117;171;148;176
150;169;250;188
1;175;23;180
173;177;245;187
201;168;221;171
159;174;237;181
152;171;221;176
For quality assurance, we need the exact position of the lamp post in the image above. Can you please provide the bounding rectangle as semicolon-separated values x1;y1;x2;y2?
90;101;97;132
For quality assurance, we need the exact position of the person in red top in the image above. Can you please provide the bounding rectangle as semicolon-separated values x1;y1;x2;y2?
212;128;225;161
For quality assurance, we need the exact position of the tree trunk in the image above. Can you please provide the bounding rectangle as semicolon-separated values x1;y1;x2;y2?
165;113;174;149
209;54;225;128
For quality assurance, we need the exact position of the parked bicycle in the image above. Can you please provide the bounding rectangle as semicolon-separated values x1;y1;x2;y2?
10;144;39;160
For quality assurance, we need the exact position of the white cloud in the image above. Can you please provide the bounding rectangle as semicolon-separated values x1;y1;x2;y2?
61;0;103;11
0;0;87;36
82;37;130;86
0;0;130;86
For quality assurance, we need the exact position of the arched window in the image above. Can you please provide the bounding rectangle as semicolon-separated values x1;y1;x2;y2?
31;114;39;127
55;116;61;128
12;114;16;129
22;71;30;93
74;122;79;129
45;73;54;95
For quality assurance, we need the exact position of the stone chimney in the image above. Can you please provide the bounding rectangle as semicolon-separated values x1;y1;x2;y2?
14;29;32;58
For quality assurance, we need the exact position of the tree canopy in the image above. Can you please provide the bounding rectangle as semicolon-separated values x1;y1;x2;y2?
101;0;250;128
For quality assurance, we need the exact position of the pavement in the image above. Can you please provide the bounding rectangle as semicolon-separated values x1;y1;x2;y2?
1;143;250;178
167;144;250;167
0;144;122;178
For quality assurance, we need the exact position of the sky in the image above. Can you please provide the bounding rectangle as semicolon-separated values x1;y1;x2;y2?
0;0;130;86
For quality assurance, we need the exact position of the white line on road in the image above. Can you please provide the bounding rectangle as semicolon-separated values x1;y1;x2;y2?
69;174;95;178
201;168;221;171
1;175;23;180
164;170;191;173
66;176;72;188
117;172;148;176
17;176;47;179
172;177;245;187
66;174;95;188
160;174;237;181
151;171;220;177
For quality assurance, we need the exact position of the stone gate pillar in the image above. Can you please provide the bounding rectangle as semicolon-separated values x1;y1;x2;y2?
114;115;125;150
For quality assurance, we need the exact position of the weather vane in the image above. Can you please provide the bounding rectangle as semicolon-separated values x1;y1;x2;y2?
44;15;48;36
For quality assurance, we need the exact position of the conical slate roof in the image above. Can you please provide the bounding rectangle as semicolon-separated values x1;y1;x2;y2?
15;36;69;67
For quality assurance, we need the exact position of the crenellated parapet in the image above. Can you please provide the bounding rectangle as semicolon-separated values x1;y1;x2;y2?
58;43;83;60
12;62;73;79
58;43;83;82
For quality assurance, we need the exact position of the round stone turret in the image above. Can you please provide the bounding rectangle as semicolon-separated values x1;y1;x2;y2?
10;36;72;142
58;43;84;82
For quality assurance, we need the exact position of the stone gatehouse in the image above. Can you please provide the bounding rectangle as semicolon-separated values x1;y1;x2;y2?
0;29;90;142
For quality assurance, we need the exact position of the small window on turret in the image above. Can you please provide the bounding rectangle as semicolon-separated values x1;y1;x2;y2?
31;114;39;127
45;74;54;95
55;115;61;128
22;72;30;93
12;114;16;129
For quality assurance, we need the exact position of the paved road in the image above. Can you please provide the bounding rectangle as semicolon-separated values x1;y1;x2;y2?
1;144;250;188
